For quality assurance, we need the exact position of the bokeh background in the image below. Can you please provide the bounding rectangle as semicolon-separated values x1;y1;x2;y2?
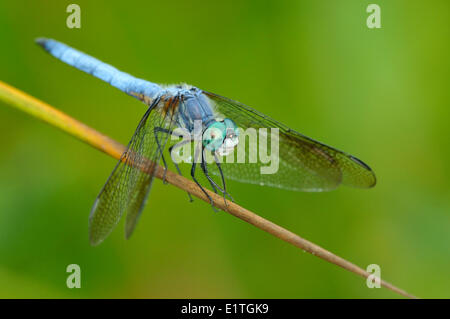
0;0;449;298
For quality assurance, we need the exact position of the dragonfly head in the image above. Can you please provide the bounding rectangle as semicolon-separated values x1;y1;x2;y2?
203;119;239;156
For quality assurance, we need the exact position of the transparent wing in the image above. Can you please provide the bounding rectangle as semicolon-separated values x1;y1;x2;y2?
203;91;376;191
89;99;177;245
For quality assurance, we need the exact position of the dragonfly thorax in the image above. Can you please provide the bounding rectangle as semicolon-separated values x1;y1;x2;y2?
165;86;239;155
174;87;215;131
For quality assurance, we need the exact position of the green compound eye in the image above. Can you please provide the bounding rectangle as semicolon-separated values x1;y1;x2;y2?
223;118;239;137
203;121;226;151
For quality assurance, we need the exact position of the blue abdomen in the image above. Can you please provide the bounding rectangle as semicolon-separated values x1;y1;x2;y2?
36;38;161;103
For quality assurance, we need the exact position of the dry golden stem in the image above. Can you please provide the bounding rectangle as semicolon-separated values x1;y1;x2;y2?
0;80;417;299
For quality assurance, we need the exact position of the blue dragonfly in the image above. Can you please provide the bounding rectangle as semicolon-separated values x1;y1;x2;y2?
37;38;376;245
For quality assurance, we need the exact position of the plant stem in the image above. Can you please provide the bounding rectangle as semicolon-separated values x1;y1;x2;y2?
0;80;417;299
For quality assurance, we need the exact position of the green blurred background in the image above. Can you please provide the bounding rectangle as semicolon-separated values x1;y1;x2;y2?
0;0;449;298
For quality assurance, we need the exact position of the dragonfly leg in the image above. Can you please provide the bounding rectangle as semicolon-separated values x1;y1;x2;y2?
168;140;194;202
213;152;234;205
153;126;186;184
201;148;219;194
191;145;218;212
199;149;234;208
201;149;233;209
153;127;170;184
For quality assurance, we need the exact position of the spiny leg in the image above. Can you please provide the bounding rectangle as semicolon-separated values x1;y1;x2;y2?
214;152;234;204
153;126;184;184
201;148;219;194
191;144;218;212
201;149;233;207
155;127;215;206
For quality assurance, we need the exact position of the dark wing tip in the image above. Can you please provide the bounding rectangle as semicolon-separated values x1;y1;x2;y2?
348;155;377;188
349;155;372;171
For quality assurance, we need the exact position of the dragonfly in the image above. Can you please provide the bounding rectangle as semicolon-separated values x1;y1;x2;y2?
37;38;376;246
